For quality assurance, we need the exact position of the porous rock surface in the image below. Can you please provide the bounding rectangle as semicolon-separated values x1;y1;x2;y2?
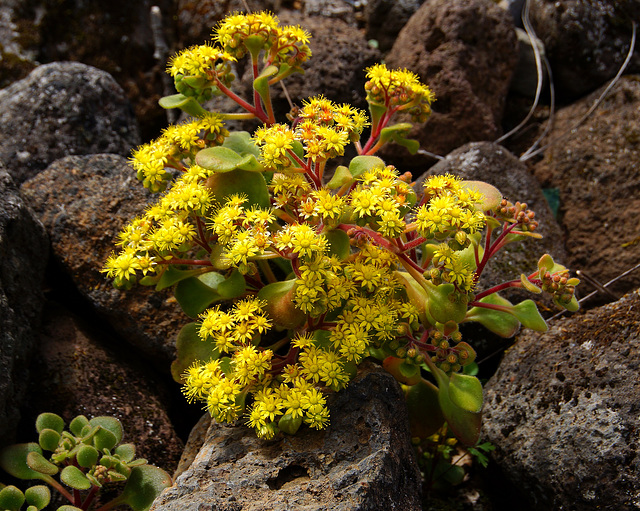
151;363;422;511
382;0;518;171
0;62;140;183
531;75;640;303
21;154;184;366
528;0;640;99
0;167;48;447
482;289;640;510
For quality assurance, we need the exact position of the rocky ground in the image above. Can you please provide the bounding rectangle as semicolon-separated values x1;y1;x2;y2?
1;0;640;509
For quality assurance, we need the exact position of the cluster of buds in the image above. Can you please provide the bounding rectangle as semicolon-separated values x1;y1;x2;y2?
495;198;539;232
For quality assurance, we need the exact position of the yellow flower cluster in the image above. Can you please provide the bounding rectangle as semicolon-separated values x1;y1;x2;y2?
365;63;435;122
254;96;368;168
215;12;311;67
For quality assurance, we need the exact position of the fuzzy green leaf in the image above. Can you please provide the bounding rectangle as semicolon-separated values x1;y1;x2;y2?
326;165;354;189
26;451;58;476
221;131;261;158
60;466;92;490
89;417;123;446
460;181;503;212
174;275;223;318
57;505;84;511
117;465;172;511
114;443;136;463
325;229;351;260
426;282;467;324
38;429;61;452
24;485;50;510
154;266;205;291
0;485;25;510
216;268;246;299
69;416;89;437
383;357;421;385
257;279;306;330
204;168;270;208
35;413;64;435
379;123;420;154
76;445;99;468
278;414;303;435
511;299;548;332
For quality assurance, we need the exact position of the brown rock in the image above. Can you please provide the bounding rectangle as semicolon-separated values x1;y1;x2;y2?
21;154;187;367
382;0;519;171
531;75;640;304
482;289;640;510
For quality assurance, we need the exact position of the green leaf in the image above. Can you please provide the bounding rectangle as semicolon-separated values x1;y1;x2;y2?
92;428;118;452
404;379;445;439
115;443;136;463
155;266;206;291
174;275;223;318
76;445;99;468
382;357;421;385
348;155;385;179
465;293;521;338
426;282;467;324
435;376;482;446
222;131;261;158
0;485;25;510
217;268;246;299
38;428;61;452
448;373;483;413
204;168;270;208
278;414;303;435
511;299;548;332
57;505;84;511
460;181;503;212
326;165;354;189
26;451;58;476
36;413;64;435
520;273;542;293
60;466;92;490
325;229;351;260
89;417;123;446
171;322;219;383
196;146;245;173
253;64;278;105
158;93;209;117
257;279;306;330
69;416;89;437
24;485;50;510
117;465;172;511
379;123;420;154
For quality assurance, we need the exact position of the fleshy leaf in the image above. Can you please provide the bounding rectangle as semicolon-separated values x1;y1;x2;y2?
158;94;209;117
154;266;205;291
383;357;421;385
216;268;246;299
92;428;118;452
58;505;85;510
38;429;61;452
196;146;245;173
404;379;445;439
0;485;25;510
464;293;521;338
76;445;99;468
26;451;58;476
35;413;64;435
510;299;548;332
257;279;306;330
221;131;261;158
115;443;136;463
171;322;219;383
460;181;502;212
348;155;386;178
204;168;270;208
278;414;303;435
448;373;483;413
89;417;123;446
520;273;542;293
325;229;351;260
60;466;92;490
174;274;223;318
426;282;467;324
326;165;354;189
24;485;50;510
116;465;173;511
379;123;420;154
69;416;89;437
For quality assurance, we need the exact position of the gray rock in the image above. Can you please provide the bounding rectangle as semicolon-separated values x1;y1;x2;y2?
482;289;640;510
0;166;48;447
416;142;567;303
21;154;185;367
151;363;423;511
531;75;640;303
24;302;184;474
528;0;640;99
0;62;140;183
382;0;519;171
